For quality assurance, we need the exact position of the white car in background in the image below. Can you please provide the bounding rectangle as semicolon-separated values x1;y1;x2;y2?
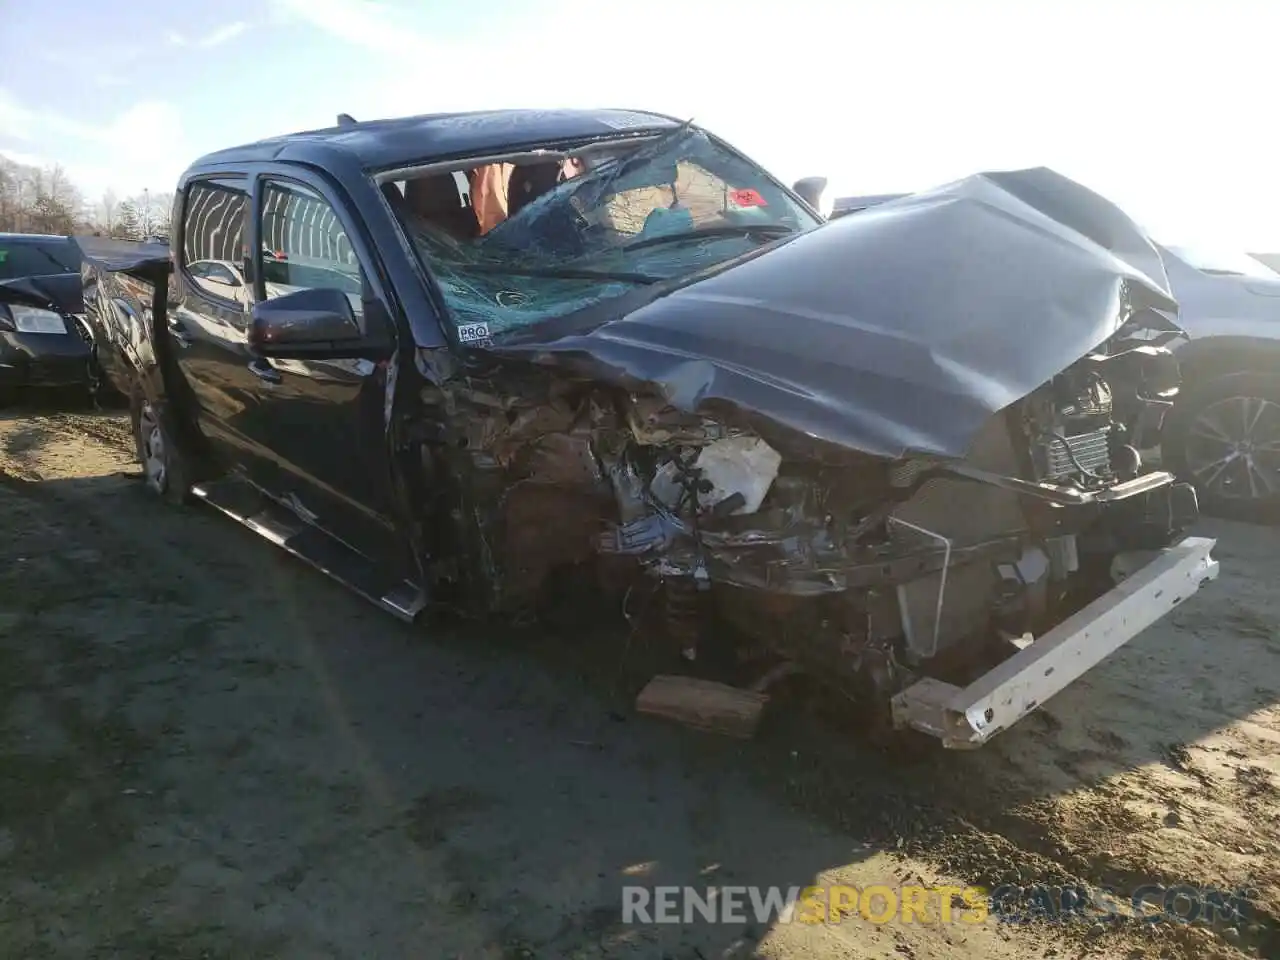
1153;244;1280;513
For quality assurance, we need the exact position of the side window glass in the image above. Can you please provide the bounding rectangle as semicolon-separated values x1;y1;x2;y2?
258;180;365;317
182;179;249;302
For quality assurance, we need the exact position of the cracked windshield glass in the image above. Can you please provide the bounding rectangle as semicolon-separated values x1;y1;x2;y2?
387;129;820;339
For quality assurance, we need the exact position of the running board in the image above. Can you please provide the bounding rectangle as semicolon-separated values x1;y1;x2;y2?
190;478;427;623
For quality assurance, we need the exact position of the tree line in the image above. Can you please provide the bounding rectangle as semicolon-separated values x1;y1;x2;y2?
0;154;173;240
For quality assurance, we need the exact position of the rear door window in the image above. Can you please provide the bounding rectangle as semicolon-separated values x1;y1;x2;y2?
182;179;250;303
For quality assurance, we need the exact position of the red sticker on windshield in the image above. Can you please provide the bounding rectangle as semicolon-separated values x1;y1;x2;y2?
729;188;767;207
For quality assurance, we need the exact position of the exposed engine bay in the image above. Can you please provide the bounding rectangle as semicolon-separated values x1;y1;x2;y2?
420;316;1193;719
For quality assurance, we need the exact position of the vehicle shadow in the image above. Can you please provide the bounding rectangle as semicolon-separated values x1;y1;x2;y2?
0;468;1028;960
2;463;1275;958
0;385;99;413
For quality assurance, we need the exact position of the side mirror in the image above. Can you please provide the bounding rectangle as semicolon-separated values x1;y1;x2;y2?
792;176;828;212
248;286;362;357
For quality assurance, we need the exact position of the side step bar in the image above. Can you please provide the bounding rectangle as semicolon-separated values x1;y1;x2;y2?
191;479;427;623
891;536;1219;748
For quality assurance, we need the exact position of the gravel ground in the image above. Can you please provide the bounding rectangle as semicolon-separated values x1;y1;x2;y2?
0;405;1276;960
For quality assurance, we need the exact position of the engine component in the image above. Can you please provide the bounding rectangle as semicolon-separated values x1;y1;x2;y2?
663;574;706;661
648;435;781;517
1044;535;1079;580
692;436;781;516
1027;369;1117;483
890;416;1027;659
1036;428;1112;481
993;545;1051;636
889;458;927;488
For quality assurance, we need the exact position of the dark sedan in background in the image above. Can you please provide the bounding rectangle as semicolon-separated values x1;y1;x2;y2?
0;233;93;397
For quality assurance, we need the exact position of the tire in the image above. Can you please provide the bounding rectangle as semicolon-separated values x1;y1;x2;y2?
130;391;193;506
87;349;129;409
1163;370;1280;517
89;368;127;409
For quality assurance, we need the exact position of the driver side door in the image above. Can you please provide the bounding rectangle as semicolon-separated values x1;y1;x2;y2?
243;169;401;563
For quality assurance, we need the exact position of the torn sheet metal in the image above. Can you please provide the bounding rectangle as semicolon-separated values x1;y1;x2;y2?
74;237;173;400
491;167;1183;461
73;236;172;283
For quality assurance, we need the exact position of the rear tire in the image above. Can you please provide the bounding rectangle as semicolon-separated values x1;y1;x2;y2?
1163;370;1280;518
131;392;193;506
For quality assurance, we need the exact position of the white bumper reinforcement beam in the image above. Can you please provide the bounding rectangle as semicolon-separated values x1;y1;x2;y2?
891;536;1219;749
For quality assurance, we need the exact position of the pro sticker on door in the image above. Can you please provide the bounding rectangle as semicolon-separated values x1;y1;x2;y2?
457;321;492;345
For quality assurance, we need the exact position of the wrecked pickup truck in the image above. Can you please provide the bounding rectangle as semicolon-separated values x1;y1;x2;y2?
78;108;1218;748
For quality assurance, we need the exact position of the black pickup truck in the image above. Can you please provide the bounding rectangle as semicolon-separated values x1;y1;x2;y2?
80;108;1218;748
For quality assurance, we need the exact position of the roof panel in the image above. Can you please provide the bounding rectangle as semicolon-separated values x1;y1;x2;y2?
190;108;680;173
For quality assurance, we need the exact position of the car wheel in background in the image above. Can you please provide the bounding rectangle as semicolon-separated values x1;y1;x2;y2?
88;358;127;409
1163;370;1280;517
131;392;192;506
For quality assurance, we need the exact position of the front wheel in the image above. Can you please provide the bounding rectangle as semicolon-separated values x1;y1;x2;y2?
131;393;193;505
1163;370;1280;516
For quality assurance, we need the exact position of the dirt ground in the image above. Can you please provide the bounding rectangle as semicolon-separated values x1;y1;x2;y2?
0;405;1277;960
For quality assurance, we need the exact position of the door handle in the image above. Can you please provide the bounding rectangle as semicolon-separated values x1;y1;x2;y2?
247;358;283;385
167;319;192;348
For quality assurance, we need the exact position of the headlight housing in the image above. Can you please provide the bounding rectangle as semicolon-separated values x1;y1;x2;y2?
1;305;68;335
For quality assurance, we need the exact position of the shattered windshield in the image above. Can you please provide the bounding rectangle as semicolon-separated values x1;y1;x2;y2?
389;128;820;341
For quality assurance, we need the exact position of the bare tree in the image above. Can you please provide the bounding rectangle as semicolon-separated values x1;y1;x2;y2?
23;165;81;235
117;199;141;239
0;161;16;231
0;155;40;232
149;191;174;237
123;189;173;239
0;153;169;238
99;190;119;236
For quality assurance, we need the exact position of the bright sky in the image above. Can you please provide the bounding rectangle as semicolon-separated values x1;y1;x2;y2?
1;0;1277;249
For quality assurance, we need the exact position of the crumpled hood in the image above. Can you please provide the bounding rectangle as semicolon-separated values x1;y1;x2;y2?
494;167;1182;460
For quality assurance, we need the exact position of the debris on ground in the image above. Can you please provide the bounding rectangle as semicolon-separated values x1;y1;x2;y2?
635;674;769;739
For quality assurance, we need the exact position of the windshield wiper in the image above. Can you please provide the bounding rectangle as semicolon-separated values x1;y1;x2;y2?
461;262;663;285
620;224;796;253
